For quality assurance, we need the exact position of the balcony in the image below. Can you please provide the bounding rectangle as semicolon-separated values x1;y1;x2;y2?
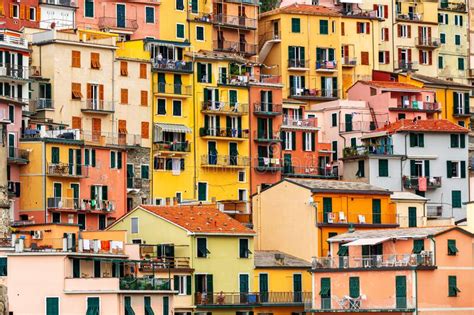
154;142;191;154
339;121;375;133
47;197;116;212
415;37;440;49
403;176;442;190
289;88;339;101
98;17;139;31
309;296;415;312
46;163;88;178
316;211;398;226
8;147;29;164
340;8;377;18
120;277;171;291
0;33;28;49
315;60;338;72
253;131;281;143
200;127;249;140
81;99;115;114
341;57;357;67
30;98;54;111
288;59;309;70
248;74;282;85
39;0;78;7
218;74;250;86
439;1;467;12
0;63;28;80
281;116;318;130
156;83;192;96
201;154;249;168
213;40;257;56
453;108;470;117
253;103;283;116
201;101;248;115
395;61;418;72
151;59;193;73
396;13;422;21
389;101;440;112
212;14;257;30
342;145;393;158
312;252;434;270
139;245;190;269
196;292;311;307
255;157;283;172
282;166;338;179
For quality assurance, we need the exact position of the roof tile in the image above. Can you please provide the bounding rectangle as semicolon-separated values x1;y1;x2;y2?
378;119;469;134
359;80;424;91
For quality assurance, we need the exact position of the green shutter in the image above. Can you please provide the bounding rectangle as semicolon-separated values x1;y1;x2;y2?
464;93;470;114
349;277;360;298
86;297;100;315
291;18;300;32
144;296;155;315
424;160;430;177
51;147;60;164
291;132;296;150
163;296;169;315
357;160;365;177
207;63;212;83
379;159;388;177
68;149;74;175
73;259;80;278
447;161;453;178
176;24;184;38
372;199;381;224
110;151;116;168
448;276;460;296
186;275;192;295
448;239;458;255
410;160;416;176
460;135;466;148
174;275;180;291
413;239;424;254
91;149;96;167
206;274;213;293
453;93;459;114
395;276;407;308
46;297;59;315
408;207;417;227
451;134;458;147
320;278;331;309
323;197;332;223
418;134;424;147
458;58;464;70
409;133;416;147
461;161;466;178
452;191;462;208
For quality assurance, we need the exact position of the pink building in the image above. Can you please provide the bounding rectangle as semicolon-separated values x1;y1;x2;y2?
347;81;439;128
309;226;474;314
75;0;160;40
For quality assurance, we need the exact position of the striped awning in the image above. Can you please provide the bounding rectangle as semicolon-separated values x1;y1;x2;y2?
155;123;192;134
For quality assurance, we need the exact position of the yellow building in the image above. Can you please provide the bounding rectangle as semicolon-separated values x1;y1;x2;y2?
108;204;256;315
253;250;312;315
398;73;471;127
252;178;397;260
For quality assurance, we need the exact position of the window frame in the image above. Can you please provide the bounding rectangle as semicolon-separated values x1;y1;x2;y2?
196;26;205;41
145;6;155;24
197;237;208;258
131;217;139;234
176;23;185;39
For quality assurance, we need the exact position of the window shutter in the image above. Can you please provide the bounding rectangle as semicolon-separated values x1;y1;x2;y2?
186;275;192;294
460;134;466;148
341;22;345;35
141;122;149;139
117;152;122;169
120;61;128;76
366;22;370;34
197;63;202;82
461;161;466;178
409;133;416;147
453;92;459;114
206;275;213;293
302;132;306;150
418;134;424;147
452;190;461;208
141;91;148;106
447;161;452;178
464;93;470;114
140;63;147;79
174;275;180;291
349;277;360;298
311;132;316;152
384;5;388;18
424;160;430;177
407;25;411;38
291;132;296;150
207;63;212;83
410;160;416;176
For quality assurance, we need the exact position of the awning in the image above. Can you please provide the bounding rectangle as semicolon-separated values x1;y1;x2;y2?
342;237;390;246
154;123;192;134
360;131;387;140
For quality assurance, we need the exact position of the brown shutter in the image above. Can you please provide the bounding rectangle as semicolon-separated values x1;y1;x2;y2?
71;83;82;99
407;25;411;38
26;6;30;19
418;26;422;39
398;25;401;37
72;51;81;68
9;4;13;17
385;51;390;63
384;5;388;18
408;49;412;62
366;22;370;34
357;22;361;33
140;91;148;106
72;116;82;129
120;61;128;76
361;52;369;65
87;83;92;100
91;53;100;69
92;118;102;139
341;22;345;36
428;51;432;65
344;45;349;57
141;122;149;139
121;89;128;104
428;27;431;39
118;120;127;134
140;64;147;79
384;28;389;41
419;50;423;64
99;84;104;101
19;4;25;19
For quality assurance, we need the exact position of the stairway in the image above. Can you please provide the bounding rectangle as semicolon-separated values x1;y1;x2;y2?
258;37;281;63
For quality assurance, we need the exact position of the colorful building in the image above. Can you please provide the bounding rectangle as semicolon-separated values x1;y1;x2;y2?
252;178;398;260
108;204;256;315
309;226;474;314
0;0;40;31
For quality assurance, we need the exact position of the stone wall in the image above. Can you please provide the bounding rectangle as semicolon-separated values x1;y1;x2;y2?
126;147;151;210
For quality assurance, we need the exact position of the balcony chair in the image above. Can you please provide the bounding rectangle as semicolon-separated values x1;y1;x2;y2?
358;215;366;224
381;254;396;267
339;212;347;223
395;254;411;267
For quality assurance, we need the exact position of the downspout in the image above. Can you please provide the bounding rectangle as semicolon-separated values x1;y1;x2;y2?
444;87;448;119
192;53;197;200
42;141;47;222
401;133;408;191
414;269;418;315
392;0;396;71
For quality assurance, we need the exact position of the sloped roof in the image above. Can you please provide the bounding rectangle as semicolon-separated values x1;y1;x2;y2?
285;178;391;195
410;74;472;89
390;191;428;201
357;80;426;91
261;4;341;18
328;226;455;242
139;205;255;235
379;119;469;134
255;250;312;268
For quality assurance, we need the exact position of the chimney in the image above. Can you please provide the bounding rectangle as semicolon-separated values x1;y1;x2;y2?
165;197;171;206
274;253;285;265
172;197;178;206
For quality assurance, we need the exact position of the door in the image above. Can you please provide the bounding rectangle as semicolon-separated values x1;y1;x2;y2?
116;4;126;28
53;183;62;208
372;199;381;224
239;34;246;53
283;153;293;174
239;274;249;303
273;21;279;38
293;274;302;302
71;183;79;209
323;197;332;223
208;141;217;165
8;133;14;158
259;274;269;302
198;182;207;201
408;207;417;227
396;276;407;308
238;6;245;26
229;143;238;166
78;213;86;230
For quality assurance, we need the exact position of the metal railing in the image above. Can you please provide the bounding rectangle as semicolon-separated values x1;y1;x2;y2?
196;292;311;306
343;145;393;158
151;59;193;73
0;63;28;79
439;1;466;11
30;98;54;111
289;88;339;99
282;116;317;128
249;74;282;84
253;131;281;142
316;211;397;225
396;61;418;71
200;127;249;139
282;166;337;178
403;176;442;189
253;103;283;115
397;13;422;21
46;163;88;177
213;14;257;29
7;147;29;162
218;74;250;86
39;0;78;6
340;9;377;18
342;57;357;66
427;205;444;217
138;257;191;270
119;277;171;291
312;252;434;269
255;157;283;170
225;0;259;4
201;154;250;167
0;33;28;48
98;17;139;30
156;83;192;95
155;142;191;152
80;130;142;147
47;197;115;212
316;60;338;70
201;101;249;114
288;59;309;69
311;296;414;311
415;37;441;48
81;99;115;113
394;101;440;111
213;40;257;55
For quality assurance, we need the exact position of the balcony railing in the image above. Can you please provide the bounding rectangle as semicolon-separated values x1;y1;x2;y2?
249;74;282;84
392;101;440;111
98;17;139;30
151;59;193;73
403;176;442;189
196;292;311;306
339;121;376;133
200;127;249;139
255;157;283;171
253;103;283;115
213;14;257;29
283;166;338;178
30;98;54;111
214;40;257;55
138;257;191;270
201;101;249;115
415;37;441;48
342;57;357;66
282;116;317;129
397;13;422;21
119;277;171;291
343;145;393;158
312;253;434;270
341;8;377;18
81;99;115;113
396;61;418;71
46;163;88;178
0;34;28;49
316;60;338;71
8;147;29;164
310;296;415;311
201;154;249;167
81;130;142;147
155;142;191;153
288;59;309;69
317;211;397;225
224;0;259;5
253;131;281;142
156;83;192;96
0;63;28;80
218;74;250;86
427;204;444;217
289;88;339;99
47;197;115;212
439;1;466;11
39;0;78;7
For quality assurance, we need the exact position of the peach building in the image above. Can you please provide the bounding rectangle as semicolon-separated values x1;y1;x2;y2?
3;223;183;315
308;226;474;314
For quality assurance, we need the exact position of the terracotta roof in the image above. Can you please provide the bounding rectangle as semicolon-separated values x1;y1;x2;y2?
378;119;469;134
140;205;255;235
410;74;472;89
358;80;425;91
261;4;341;18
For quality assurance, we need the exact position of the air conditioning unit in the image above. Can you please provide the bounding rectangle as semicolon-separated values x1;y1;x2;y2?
32;230;43;240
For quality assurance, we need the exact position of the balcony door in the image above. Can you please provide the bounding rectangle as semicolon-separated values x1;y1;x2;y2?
116;4;126;28
293;274;302;302
208;141;217;165
53;183;62;208
239;274;249;303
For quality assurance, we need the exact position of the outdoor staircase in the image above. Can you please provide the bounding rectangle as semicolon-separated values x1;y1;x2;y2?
258;36;281;63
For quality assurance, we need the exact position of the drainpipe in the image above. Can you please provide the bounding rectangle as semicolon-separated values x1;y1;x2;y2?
401;133;409;191
192;52;197;200
42;141;47;222
414;269;418;315
444;88;448;119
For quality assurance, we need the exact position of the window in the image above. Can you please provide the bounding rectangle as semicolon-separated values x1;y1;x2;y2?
447;160;465;178
399;25;410;38
331;113;337;127
381;27;389;41
361;51;369;65
196;26;205;41
144;297;153;315
375;4;388;18
238;189;247;202
454;15;463;26
163;296;169;315
90;52;100;69
145;7;155;23
131;218;139;234
51;147;60;164
332;141;337;160
94;260;101;278
176;0;184;10
356;160;365;177
450;134;466;148
451;190;462;208
320;277;331;308
447;239;458;255
438;13;448;24
85;0;94;17
72;50;81;68
448;276;460;296
86;297;100;315
173;100;182;116
11;4;19;18
46;297;59;315
319;20;328;34
0;258;6;276
303;132;314;151
176;24;185;39
140;90;148;106
455;35;461;46
238;171;245;182
121;89;128;104
141;165;149;179
349;277;360;298
8;105;14;123
284;131;295;150
110;151;122;169
357;22;370;34
378;159;389;177
197;62;212;83
239;239;251;258
440;33;446;44
197;238;208;257
413;239;424;254
419;50;431;65
453;92;469;115
438;56;444;69
120;61;128;76
292;18;301;33
379;51;390;64
140;63;147;79
174;275;192;295
458;58;465;70
71;83;82;99
409;133;424;147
